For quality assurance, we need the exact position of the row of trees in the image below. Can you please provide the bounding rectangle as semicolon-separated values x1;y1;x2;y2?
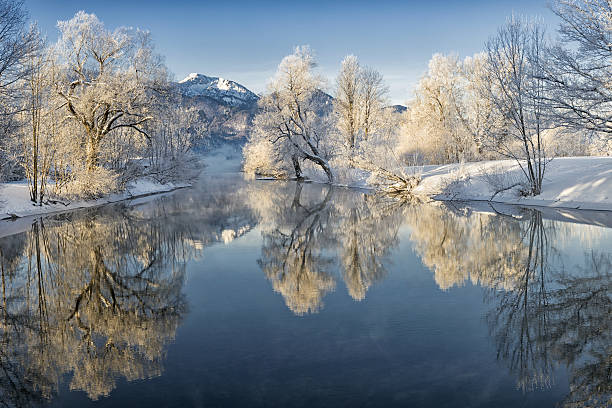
243;47;403;189
402;0;612;194
245;0;612;197
0;4;201;203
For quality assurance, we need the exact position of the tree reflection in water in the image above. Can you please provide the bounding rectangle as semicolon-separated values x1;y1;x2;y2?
0;204;195;404
257;183;337;315
488;220;611;407
250;181;610;405
251;181;404;314
0;179;609;407
404;203;611;407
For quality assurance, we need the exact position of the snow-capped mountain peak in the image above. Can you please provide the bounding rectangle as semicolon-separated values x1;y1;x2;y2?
179;72;201;83
178;73;258;108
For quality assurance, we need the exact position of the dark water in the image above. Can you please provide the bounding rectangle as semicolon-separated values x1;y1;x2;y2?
0;174;610;407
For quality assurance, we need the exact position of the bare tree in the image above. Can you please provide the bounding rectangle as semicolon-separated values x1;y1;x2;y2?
18;28;55;205
0;0;38;104
145;93;203;183
542;0;612;138
483;16;550;195
0;0;40;181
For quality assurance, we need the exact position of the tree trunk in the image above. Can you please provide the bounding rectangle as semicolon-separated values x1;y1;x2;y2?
292;155;304;180
86;134;100;172
291;181;304;209
306;156;334;183
31;125;38;203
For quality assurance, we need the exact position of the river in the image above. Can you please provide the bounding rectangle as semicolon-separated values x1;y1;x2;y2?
0;173;610;407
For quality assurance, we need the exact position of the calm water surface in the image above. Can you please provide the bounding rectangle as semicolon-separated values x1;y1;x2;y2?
0;174;610;407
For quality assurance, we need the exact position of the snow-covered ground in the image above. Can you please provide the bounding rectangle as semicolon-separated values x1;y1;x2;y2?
2;155;610;239
410;156;612;211
0;147;243;236
0;178;189;222
0;146;242;231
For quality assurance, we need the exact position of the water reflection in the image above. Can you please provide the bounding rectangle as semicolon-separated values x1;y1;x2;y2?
250;183;610;406
403;203;611;407
0;207;195;404
251;182;403;314
256;183;336;315
0;178;609;406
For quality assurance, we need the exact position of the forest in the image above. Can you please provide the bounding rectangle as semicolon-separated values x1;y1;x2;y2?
0;2;202;206
0;0;610;210
243;0;611;198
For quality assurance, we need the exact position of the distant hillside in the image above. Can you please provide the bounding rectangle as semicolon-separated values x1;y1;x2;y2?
312;89;334;116
176;73;403;149
178;73;259;108
389;104;407;114
176;73;260;148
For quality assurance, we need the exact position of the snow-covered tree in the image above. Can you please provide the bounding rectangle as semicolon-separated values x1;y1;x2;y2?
245;46;334;182
543;0;612;138
404;54;474;163
360;66;388;141
53;11;169;173
17;29;54;204
0;0;40;181
333;55;390;164
399;52;505;166
334;55;361;158
458;52;501;157
243;123;294;178
144;94;204;183
0;9;201;203
332;55;407;188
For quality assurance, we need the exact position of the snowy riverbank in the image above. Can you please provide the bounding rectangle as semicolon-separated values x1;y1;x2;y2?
410;156;612;211
0;148;244;236
0;178;190;222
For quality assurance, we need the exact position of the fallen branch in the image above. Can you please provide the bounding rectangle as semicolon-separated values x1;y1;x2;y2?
490;182;522;200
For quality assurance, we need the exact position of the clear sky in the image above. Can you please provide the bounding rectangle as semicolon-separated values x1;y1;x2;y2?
26;0;558;104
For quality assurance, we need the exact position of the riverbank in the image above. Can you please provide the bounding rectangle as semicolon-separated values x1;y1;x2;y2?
0;178;190;234
408;156;612;212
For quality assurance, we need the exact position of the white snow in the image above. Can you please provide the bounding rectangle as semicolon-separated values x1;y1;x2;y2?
178;72;200;83
216;77;230;91
410;156;612;211
177;73;258;107
0;178;189;227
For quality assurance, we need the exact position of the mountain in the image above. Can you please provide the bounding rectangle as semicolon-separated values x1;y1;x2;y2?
176;73;404;149
389;104;407;114
311;89;334;116
178;73;259;108
176;73;260;147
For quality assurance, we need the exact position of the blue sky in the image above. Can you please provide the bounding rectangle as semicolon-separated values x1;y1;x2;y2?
26;0;557;104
